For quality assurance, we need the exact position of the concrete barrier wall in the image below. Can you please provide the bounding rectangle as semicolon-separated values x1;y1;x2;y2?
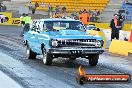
102;30;131;41
109;40;132;56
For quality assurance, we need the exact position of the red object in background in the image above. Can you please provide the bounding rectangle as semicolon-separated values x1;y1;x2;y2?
130;30;132;42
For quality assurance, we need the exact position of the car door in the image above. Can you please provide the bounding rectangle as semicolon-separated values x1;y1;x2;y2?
26;24;39;53
35;21;50;54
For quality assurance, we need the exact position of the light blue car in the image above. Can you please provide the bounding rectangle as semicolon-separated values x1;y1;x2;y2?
24;18;104;66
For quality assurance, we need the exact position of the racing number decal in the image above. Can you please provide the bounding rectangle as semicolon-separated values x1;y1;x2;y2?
12;20;20;24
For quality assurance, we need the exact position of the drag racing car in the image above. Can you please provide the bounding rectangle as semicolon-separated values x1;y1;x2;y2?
0;14;9;23
23;18;104;66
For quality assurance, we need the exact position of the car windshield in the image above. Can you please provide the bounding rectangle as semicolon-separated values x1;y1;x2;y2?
43;21;86;31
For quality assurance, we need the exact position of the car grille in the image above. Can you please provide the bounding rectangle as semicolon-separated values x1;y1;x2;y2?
58;39;96;48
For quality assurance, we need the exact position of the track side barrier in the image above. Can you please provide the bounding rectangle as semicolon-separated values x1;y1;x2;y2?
109;40;132;56
0;12;21;26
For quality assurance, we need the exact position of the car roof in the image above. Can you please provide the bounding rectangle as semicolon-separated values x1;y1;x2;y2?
40;18;80;22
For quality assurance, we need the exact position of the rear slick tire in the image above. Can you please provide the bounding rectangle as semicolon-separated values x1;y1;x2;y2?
26;45;37;59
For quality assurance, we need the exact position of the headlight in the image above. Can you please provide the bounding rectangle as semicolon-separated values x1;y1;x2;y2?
51;40;58;47
95;41;102;47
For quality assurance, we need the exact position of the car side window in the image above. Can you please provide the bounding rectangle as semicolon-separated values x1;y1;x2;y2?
43;22;53;32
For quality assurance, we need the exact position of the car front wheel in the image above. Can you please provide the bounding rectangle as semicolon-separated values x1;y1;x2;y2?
42;47;52;65
26;45;37;59
88;54;99;66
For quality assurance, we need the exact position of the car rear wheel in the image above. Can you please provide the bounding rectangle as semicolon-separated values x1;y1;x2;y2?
26;45;37;59
42;47;52;65
88;54;99;66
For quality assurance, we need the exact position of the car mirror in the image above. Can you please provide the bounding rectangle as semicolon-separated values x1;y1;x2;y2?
56;30;59;32
37;30;40;33
36;28;41;33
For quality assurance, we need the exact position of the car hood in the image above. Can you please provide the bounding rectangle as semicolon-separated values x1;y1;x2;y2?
49;29;102;40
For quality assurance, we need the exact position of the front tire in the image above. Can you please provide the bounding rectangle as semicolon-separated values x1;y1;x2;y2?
88;54;99;66
42;47;52;65
26;45;37;59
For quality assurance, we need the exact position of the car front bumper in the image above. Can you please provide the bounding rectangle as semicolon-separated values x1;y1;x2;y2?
48;48;104;55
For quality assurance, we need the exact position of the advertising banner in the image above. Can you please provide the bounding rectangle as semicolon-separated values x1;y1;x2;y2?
0;12;21;26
